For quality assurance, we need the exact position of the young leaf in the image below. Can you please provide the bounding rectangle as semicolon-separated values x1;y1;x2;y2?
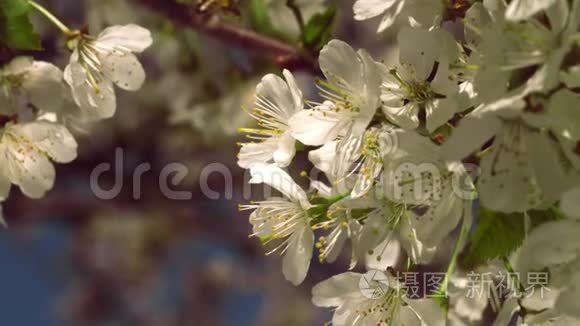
460;206;525;268
460;206;565;269
303;7;336;50
0;0;41;50
249;0;274;34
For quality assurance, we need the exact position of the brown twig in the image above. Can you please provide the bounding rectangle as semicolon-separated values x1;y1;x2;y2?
0;43;16;65
134;0;319;72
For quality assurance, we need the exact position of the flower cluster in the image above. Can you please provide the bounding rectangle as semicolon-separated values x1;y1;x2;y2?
238;0;580;324
0;1;152;223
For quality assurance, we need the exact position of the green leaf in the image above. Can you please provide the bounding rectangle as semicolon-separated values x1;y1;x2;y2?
303;7;336;50
460;206;525;268
249;0;274;34
460;206;565;269
0;0;41;50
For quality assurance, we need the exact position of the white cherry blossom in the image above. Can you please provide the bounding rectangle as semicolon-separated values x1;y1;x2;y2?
514;220;580;322
380;27;464;132
0;120;77;199
312;270;445;326
0;57;66;115
240;163;313;285
64;24;153;120
289;40;382;146
442;91;580;213
237;70;303;169
382;130;474;248
353;0;444;32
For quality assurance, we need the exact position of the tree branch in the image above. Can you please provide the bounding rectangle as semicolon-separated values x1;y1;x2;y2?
134;0;319;72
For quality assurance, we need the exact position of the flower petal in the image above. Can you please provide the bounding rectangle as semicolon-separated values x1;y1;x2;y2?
3;136;55;199
377;0;405;32
311;272;363;307
441;111;501;161
23;61;65;113
282;225;314;285
100;51;146;91
382;102;420;130
64;60;117;119
561;187;580;220
425;98;458;133
319;40;363;94
13;121;78;163
237;138;277;169
289;103;349;146
505;0;557;21
273;132;296;167
249;163;309;207
308;141;337;177
256;71;303;123
97;24;153;53
353;0;397;20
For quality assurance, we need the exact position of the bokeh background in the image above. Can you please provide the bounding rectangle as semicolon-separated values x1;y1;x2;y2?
0;0;405;325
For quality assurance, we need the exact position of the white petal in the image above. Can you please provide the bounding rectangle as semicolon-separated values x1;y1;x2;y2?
377;0;405;32
351;159;381;198
365;237;401;271
478;134;539;213
505;0;557;21
561;64;580;88
355;210;390;259
0;154;11;201
561;187;580;220
97;24;153;52
289;104;349;146
354;49;381;129
273;132;296;167
22;61;65;113
282;225;313;285
319;40;363;94
256;71;302;123
555;273;580;318
546;89;580;140
311;272;363;307
398;26;439;79
412;191;464;247
492;297;520;326
406;298;446;326
3;57;33;75
282;69;304;113
310;180;333;198
353;0;397;20
3;136;55;199
65;60;117;119
249;163;309;207
527;131;571;204
464;3;492;45
308;141;337;177
100;51;146;91
425;98;457;133
546;0;569;33
441;112;501;161
237;138;277;169
323;226;349;263
398;215;437;264
514;220;580;276
382;102;420;130
13;121;78;163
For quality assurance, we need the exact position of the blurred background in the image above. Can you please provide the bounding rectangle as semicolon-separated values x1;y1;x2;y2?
0;0;402;325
